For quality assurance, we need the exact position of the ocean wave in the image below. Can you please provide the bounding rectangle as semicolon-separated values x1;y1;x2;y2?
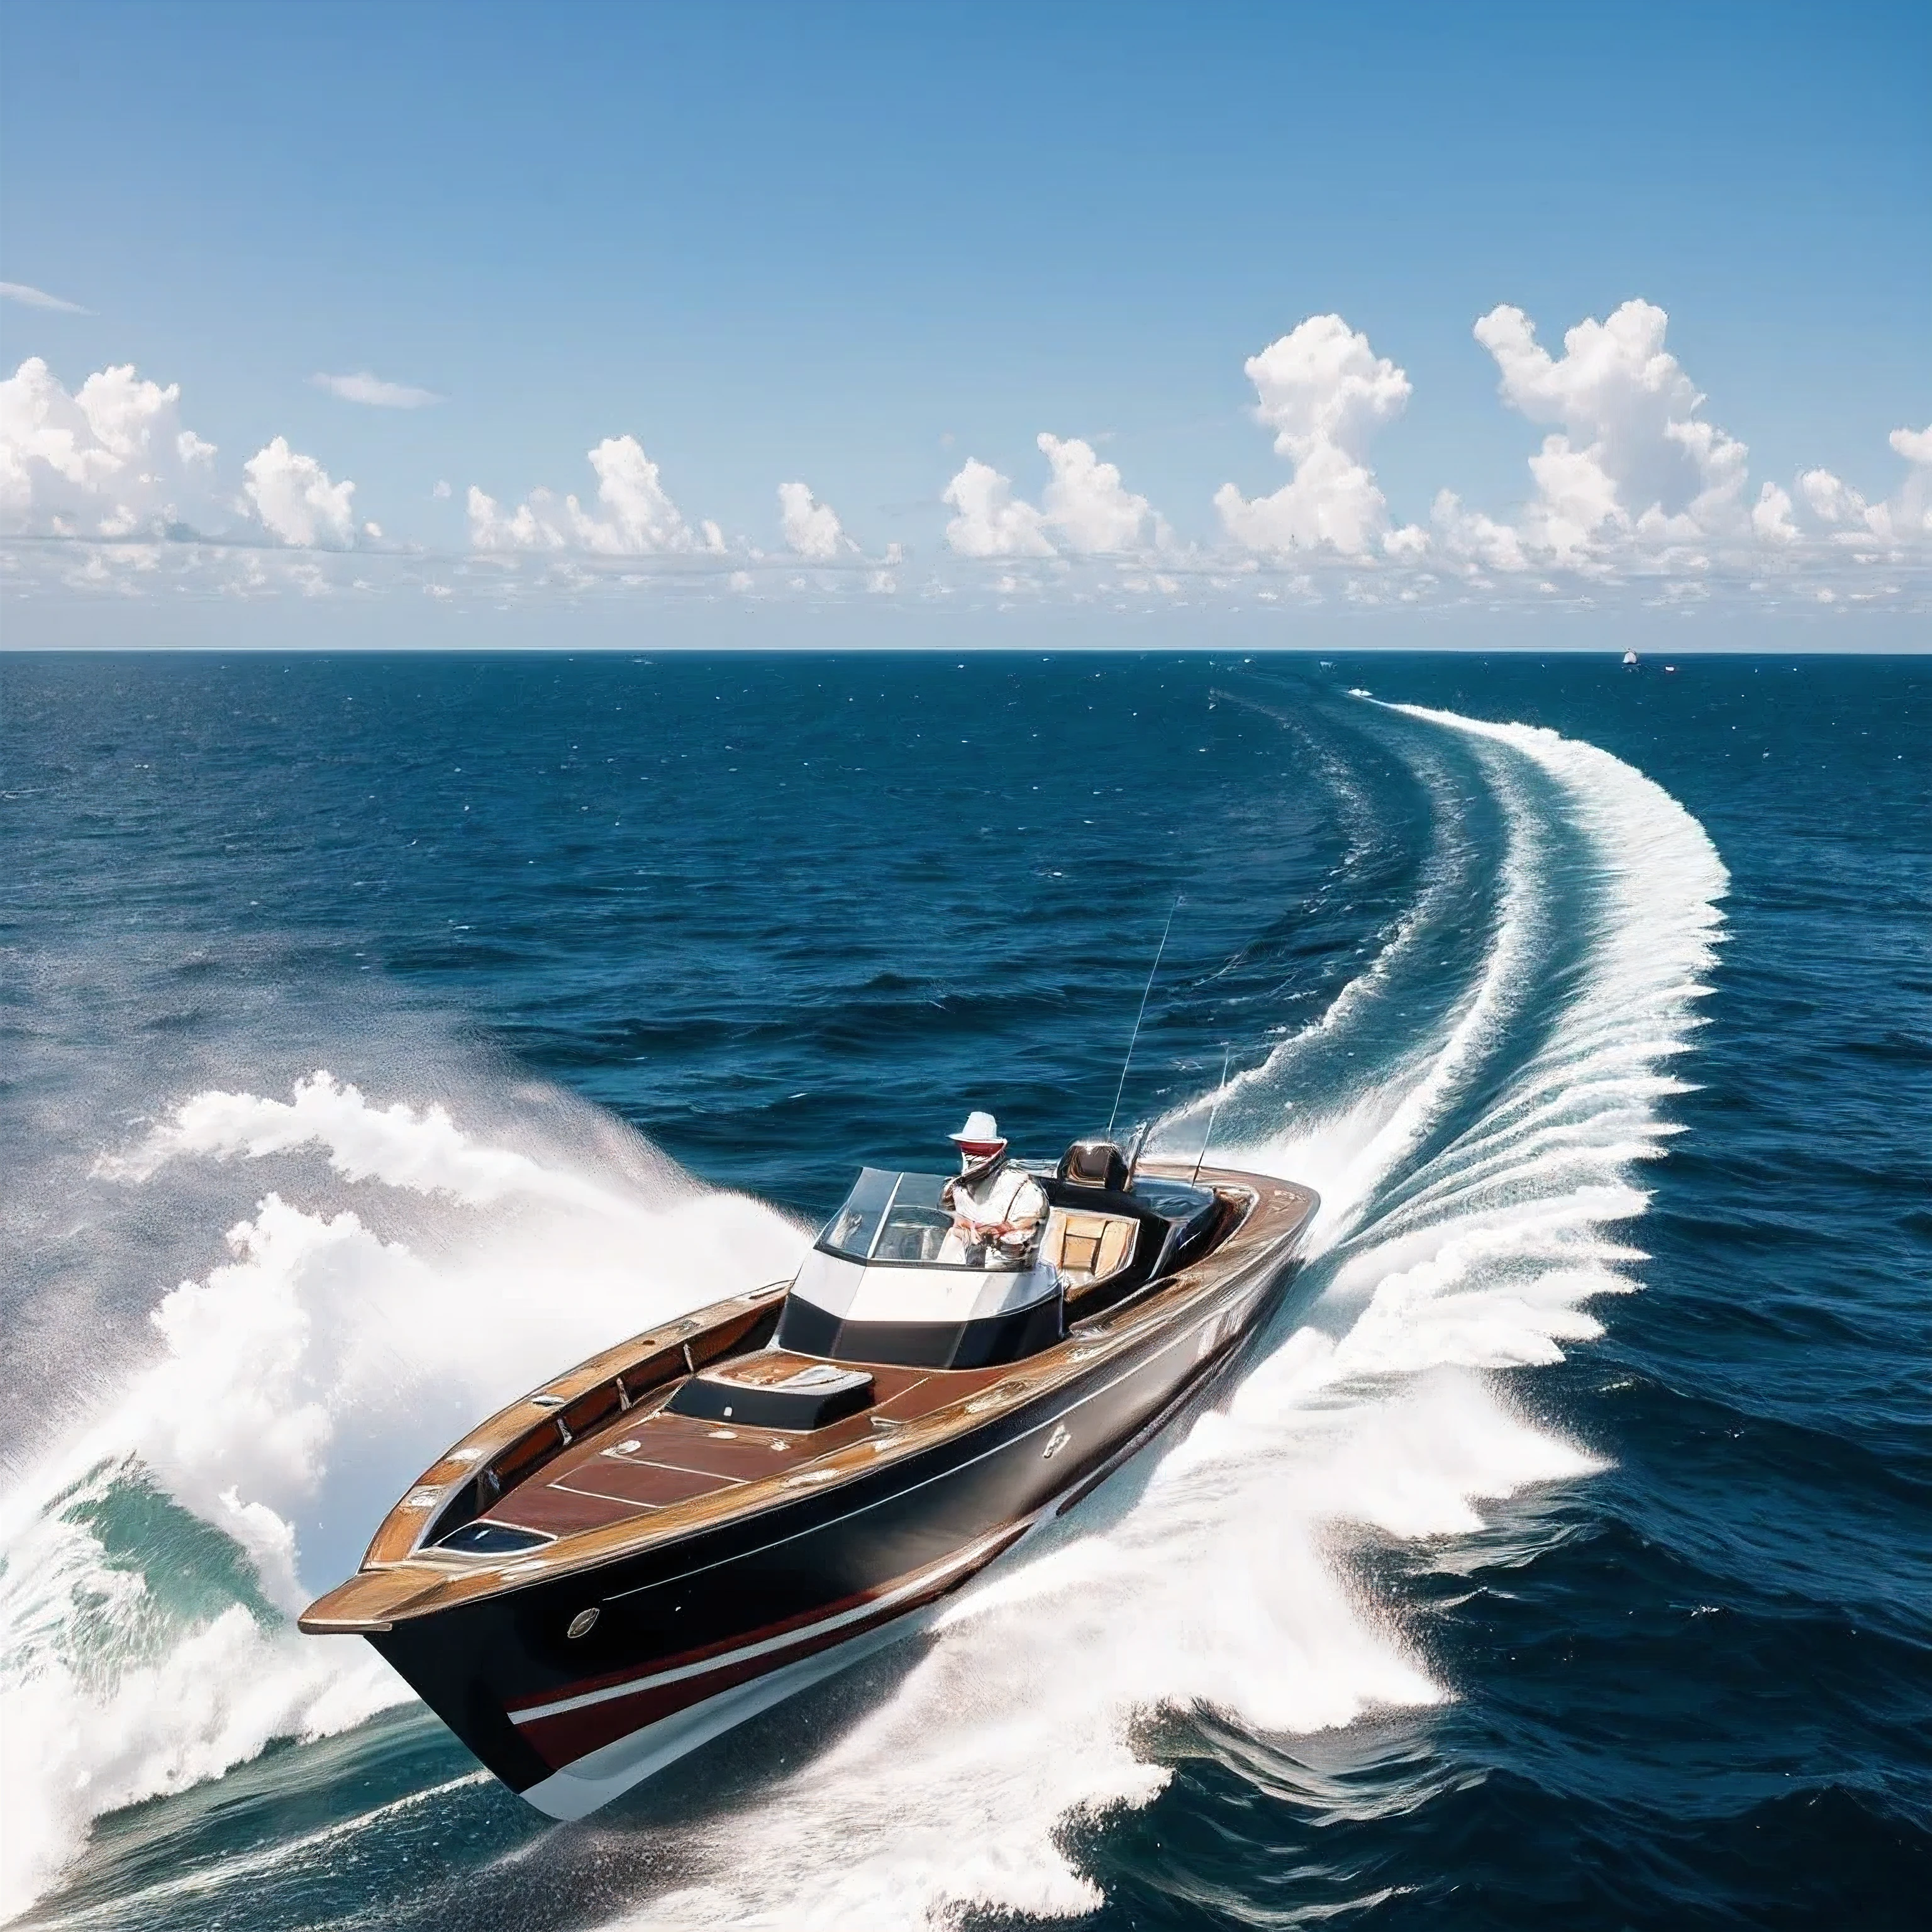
590;701;1727;1929
0;1081;807;1922
1;694;1728;1930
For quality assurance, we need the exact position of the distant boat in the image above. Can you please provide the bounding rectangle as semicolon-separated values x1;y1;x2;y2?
1623;650;1640;667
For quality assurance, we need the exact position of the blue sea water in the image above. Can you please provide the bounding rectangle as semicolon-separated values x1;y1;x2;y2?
1;650;1926;1930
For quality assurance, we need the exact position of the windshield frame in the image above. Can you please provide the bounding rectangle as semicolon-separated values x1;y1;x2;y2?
814;1167;1001;1270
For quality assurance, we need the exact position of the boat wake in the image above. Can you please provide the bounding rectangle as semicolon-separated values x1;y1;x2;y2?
606;701;1728;1929
0;696;1726;1930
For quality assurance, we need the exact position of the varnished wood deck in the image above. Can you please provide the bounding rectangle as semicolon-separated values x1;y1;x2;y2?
490;1356;1012;1538
301;1163;1316;1633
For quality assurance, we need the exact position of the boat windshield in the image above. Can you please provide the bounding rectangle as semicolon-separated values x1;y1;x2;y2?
818;1168;976;1268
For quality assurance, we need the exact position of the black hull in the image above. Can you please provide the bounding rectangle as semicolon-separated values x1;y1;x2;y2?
368;1237;1306;1811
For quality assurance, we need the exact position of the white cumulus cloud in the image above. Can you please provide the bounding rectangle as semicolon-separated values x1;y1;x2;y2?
1;356;219;536
1890;423;1932;539
1427;490;1528;571
1037;433;1160;552
1;357;365;550
777;480;852;558
1214;314;1413;557
467;435;723;555
310;371;442;409
1751;482;1799;545
1429;304;1927;578
1468;299;1750;563
242;437;358;548
944;436;1161;558
1797;467;1871;528
1891;423;1932;467
942;456;1053;558
1791;423;1932;545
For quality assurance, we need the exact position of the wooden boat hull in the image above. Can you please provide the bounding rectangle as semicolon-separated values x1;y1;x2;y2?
362;1196;1307;1808
305;1164;1317;1814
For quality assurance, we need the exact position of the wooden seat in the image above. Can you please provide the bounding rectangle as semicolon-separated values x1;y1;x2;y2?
1040;1208;1138;1290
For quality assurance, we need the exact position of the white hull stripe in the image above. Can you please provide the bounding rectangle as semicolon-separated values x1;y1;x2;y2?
509;1523;1020;1725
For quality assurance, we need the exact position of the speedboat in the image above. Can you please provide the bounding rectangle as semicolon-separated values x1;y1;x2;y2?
301;1137;1318;1818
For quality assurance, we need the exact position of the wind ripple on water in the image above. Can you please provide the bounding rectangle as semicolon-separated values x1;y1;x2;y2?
591;701;1728;1929
0;690;1733;1931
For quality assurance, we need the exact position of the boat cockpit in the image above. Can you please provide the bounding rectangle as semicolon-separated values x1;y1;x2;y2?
770;1138;1226;1372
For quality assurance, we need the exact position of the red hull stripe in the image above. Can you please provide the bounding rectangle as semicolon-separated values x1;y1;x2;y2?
505;1554;917;1715
511;1522;1025;1733
518;1576;956;1770
505;1275;1272;1726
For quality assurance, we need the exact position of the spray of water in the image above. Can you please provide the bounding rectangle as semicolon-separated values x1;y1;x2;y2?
0;700;1726;1928
0;1079;807;1921
609;702;1726;1929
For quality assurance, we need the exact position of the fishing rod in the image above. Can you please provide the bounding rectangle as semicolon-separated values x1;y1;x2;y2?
1191;1043;1234;1185
1106;894;1182;1140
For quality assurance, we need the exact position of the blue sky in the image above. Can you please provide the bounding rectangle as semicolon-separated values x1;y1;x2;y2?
2;0;1927;642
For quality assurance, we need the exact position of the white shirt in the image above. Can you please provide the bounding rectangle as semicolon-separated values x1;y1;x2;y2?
940;1162;1048;1268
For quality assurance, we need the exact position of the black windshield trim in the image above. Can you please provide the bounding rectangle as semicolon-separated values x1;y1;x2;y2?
775;1294;1065;1369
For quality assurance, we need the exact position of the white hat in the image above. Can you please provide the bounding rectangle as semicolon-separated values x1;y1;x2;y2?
950;1110;1004;1145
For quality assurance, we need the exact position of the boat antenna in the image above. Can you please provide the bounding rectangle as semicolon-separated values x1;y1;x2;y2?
1190;1043;1234;1185
1107;894;1181;1140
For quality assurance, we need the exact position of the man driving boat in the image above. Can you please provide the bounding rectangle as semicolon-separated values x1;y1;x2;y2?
940;1111;1047;1268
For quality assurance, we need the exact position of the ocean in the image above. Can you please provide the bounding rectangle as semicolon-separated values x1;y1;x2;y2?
1;650;1926;1931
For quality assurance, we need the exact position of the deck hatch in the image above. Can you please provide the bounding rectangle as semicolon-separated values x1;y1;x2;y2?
667;1363;876;1432
434;1521;557;1556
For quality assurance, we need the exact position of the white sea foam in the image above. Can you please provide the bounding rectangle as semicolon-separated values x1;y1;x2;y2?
95;1069;643;1213
1;702;1728;1929
609;702;1726;1929
0;1080;809;1922
0;1487;404;1926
